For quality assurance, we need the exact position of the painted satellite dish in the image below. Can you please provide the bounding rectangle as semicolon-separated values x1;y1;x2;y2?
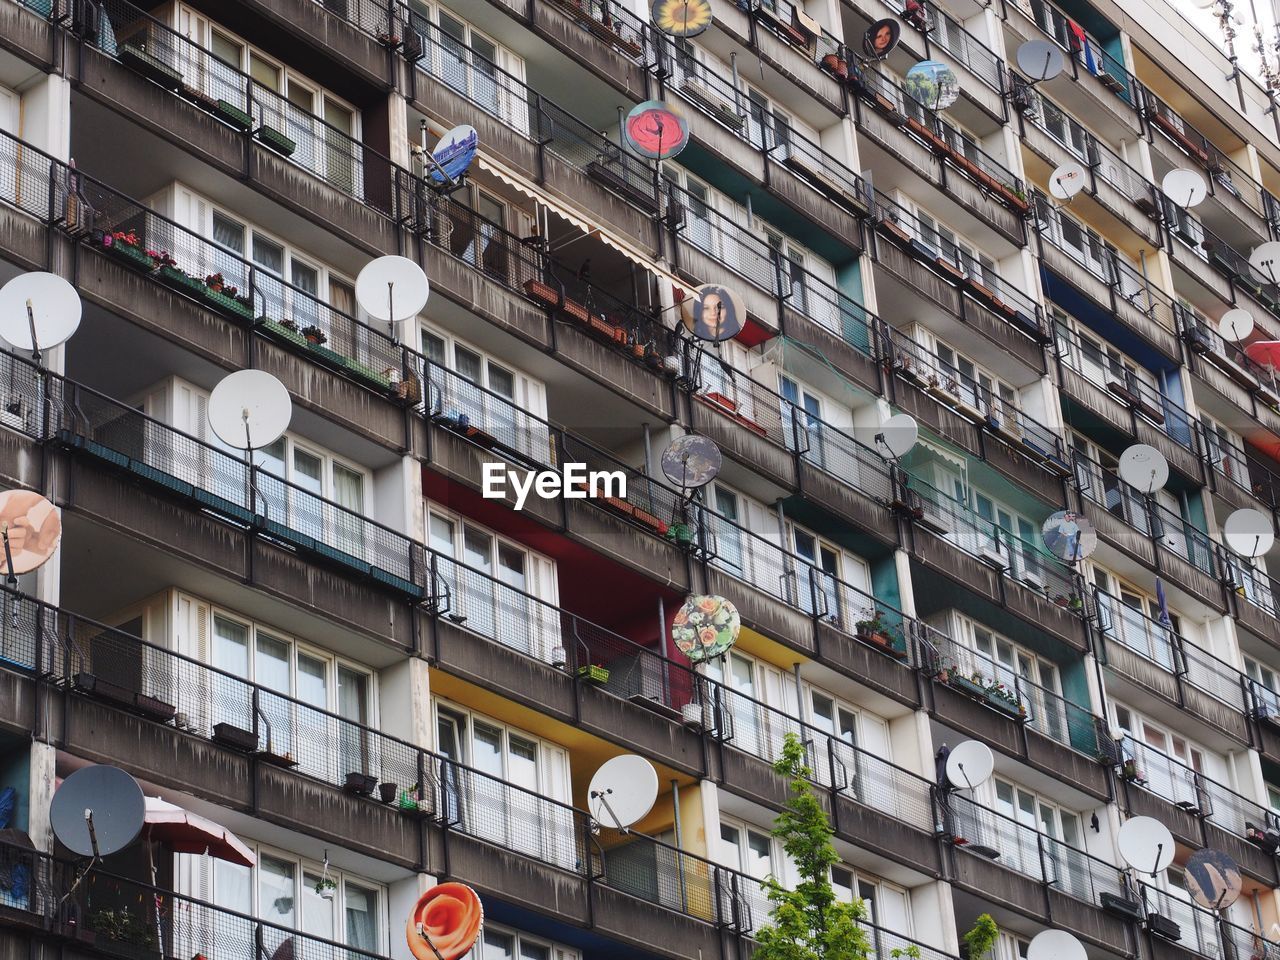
672;595;740;663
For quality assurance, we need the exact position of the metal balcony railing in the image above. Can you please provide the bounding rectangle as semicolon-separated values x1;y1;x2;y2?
875;193;1040;332
1119;735;1268;841
901;473;1080;608
1220;550;1280;623
1053;322;1197;454
1017;0;1136;105
1024;92;1151;205
1141;88;1265;218
1092;587;1250;715
884;328;1060;454
946;793;1129;903
1139;882;1279;960
1071;449;1216;575
1176;304;1280;413
870;0;1003;91
919;628;1099;754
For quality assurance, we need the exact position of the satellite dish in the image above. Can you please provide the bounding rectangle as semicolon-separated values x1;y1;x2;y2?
50;765;146;857
0;490;62;578
661;434;722;489
1162;168;1208;209
1219;308;1254;342
356;256;430;324
681;283;745;341
1117;816;1175;876
651;0;712;36
905;60;960;111
875;413;919;460
1118;444;1169;494
1026;930;1087;960
863;18;901;59
1249;241;1280;286
207;370;292;452
425;124;478;185
1016;40;1065;82
672;595;740;663
624;101;690;160
1050;162;1088;200
945;740;995;791
0;272;82;362
406;881;484;960
588;754;659;829
1185;848;1243;910
1223;508;1275;558
1189;0;1214;7
1041;510;1098;562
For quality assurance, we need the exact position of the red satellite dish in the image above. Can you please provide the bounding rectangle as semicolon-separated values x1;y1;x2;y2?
624;101;690;159
406;882;484;960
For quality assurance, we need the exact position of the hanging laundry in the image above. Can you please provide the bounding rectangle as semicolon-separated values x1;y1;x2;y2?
1068;20;1100;75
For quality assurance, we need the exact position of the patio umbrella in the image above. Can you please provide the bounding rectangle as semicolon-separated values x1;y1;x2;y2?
1245;340;1280;374
142;797;255;867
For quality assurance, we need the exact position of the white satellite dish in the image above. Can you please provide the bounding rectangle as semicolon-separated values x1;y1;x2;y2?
1118;444;1169;494
207;370;292;452
945;740;995;791
588;754;659;830
1026;930;1087;960
1249;241;1280;286
875;413;919;460
1162;168;1207;209
0;272;82;362
1219;308;1254;342
1223;508;1275;558
1016;40;1065;82
1117;816;1175;876
355;256;430;324
1049;162;1088;201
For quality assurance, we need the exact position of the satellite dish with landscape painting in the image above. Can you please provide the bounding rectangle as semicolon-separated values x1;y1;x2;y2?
905;60;959;111
426;124;479;185
661;434;722;489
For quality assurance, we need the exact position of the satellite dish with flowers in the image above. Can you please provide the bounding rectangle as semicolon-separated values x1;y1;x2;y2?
672;595;741;663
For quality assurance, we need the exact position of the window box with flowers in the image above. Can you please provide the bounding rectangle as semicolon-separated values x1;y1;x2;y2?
200;273;254;322
854;610;906;658
98;230;155;271
155;257;207;297
261;317;309;348
301;325;328;347
985;680;1026;719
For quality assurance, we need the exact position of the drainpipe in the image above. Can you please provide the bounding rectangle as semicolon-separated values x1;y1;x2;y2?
672;778;687;911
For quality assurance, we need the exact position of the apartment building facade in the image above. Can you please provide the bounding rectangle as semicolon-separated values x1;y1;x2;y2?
1;0;1280;957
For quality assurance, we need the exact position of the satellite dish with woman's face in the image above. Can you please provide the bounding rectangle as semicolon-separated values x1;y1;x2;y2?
682;283;745;342
863;18;901;59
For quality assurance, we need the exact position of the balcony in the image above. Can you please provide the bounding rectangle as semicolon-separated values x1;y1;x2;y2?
1018;91;1161;247
1141;87;1268;234
899;475;1084;648
1177;309;1280;447
1036;217;1183;362
921;628;1109;798
1119;737;1280;885
1224;559;1280;651
1001;0;1141;137
873;194;1046;367
850;67;1027;240
1139;883;1280;960
1071;450;1221;607
945;794;1133;954
702;676;943;876
526;0;649;98
882;328;1069;492
1192;224;1280;340
1054;324;1204;482
1093;588;1250;745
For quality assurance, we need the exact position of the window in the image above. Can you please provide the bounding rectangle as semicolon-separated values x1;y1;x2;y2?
176;842;385;958
958;615;1062;732
719;816;775;919
434;702;574;866
478;925;578;960
1090;568;1180;670
661;166;714;255
173;594;375;782
912;209;997;286
1112;704;1211;810
992;778;1085;895
790;521;871;626
421;324;548;458
830;866;910;936
932;338;1017;423
254;434;368;551
1246;656;1280;717
1200;414;1247;486
426;509;561;660
778;374;825;465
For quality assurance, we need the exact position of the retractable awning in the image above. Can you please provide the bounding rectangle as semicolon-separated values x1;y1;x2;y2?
476;155;693;296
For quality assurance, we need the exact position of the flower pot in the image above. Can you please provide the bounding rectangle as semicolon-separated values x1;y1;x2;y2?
215;99;253;131
102;238;155;270
202;287;254;322
120;45;183;89
255;125;297;157
344;771;379;796
820;54;849;79
523;279;561;307
213;722;258;752
378;782;399;803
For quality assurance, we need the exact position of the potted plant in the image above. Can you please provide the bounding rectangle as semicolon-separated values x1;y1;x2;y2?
820;51;849;80
301;325;327;346
963;914;999;960
854;610;891;647
985;680;1025;719
950;669;990;701
99;229;154;270
313;876;338;901
666;521;695;547
201;273;254;321
214;99;253;131
1121;758;1145;783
